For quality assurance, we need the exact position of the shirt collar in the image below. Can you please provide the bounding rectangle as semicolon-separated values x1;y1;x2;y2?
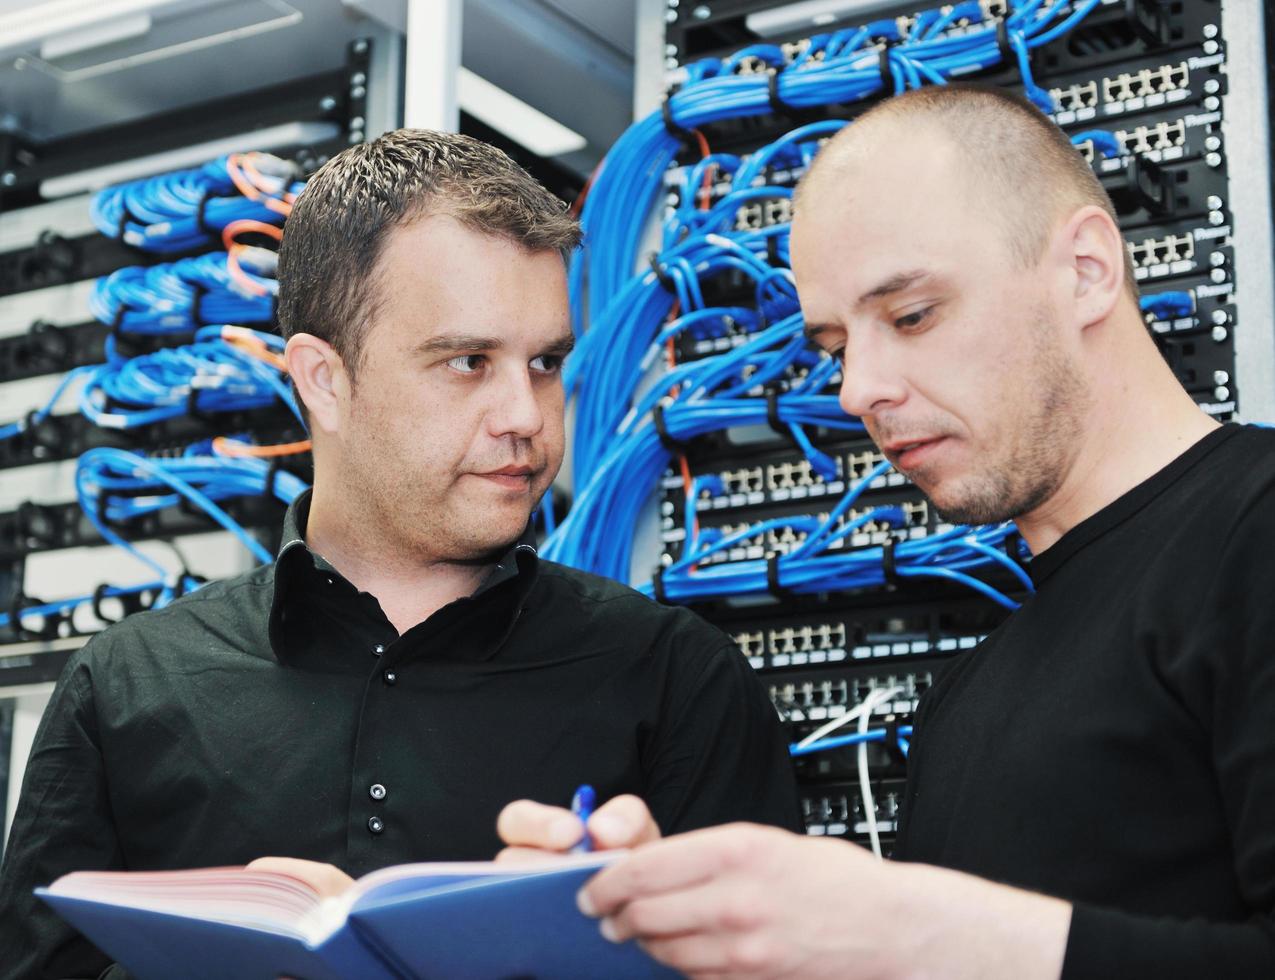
269;489;540;663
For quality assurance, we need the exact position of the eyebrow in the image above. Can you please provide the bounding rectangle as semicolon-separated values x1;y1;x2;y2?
803;321;836;344
412;332;576;357
857;269;931;306
801;269;935;343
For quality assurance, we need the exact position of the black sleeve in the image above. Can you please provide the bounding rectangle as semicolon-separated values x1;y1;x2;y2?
1060;494;1275;979
641;625;804;836
0;645;125;980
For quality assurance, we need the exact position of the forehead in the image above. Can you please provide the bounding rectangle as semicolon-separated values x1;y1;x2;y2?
372;215;568;336
791;135;997;312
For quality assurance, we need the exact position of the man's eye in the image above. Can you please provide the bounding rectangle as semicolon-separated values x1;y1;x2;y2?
894;307;933;330
530;355;563;373
447;355;485;373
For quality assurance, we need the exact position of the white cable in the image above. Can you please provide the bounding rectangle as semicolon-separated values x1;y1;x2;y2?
796;683;904;749
857;686;899;860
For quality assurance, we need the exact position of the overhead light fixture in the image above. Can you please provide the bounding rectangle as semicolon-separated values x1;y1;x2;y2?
38;120;340;199
458;68;587;157
745;0;902;37
39;12;153;61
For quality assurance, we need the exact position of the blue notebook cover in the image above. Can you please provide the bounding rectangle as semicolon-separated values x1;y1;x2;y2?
38;859;677;979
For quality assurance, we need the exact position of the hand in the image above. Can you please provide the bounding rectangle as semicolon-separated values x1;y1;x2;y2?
495;794;662;864
246;857;354;898
577;823;1071;980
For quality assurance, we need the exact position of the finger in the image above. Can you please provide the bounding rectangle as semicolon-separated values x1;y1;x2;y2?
245;857;354;898
600;879;760;942
586;795;663;850
493;846;581;866
636;933;762;978
582;824;763;918
496;799;584;851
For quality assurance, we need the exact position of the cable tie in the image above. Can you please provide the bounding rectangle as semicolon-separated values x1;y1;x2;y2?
767;68;820;122
264;459;286;501
648;253;678;294
7;590;36;641
652;565;670;604
651;402;688;454
1004;529;1029;570
190;283;208;325
996;19;1024;75
765;384;788;437
92;583;119;625
766;552;794;599
661;98;695;143
878;45;893;92
882;717;907;764
881;534;902;587
765;234;781;268
195;189;215;237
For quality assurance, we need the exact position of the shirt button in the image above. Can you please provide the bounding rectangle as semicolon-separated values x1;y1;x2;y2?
369;783;387;801
383;670;397;686
372;644;385;656
368;815;384;834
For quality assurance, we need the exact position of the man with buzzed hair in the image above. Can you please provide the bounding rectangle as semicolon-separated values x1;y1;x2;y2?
0;129;801;979
497;85;1275;978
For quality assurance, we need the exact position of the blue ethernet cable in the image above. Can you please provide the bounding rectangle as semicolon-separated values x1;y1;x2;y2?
90;155;304;253
573;0;1102;332
1140;291;1195;321
77;443;308;570
77;326;300;430
790;725;914;757
90;249;278;335
1070;129;1122;159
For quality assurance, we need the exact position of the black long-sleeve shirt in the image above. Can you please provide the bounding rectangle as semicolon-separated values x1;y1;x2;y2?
896;423;1275;977
0;491;801;980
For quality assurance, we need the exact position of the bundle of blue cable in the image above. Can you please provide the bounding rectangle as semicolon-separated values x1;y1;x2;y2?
77;441;308;568
572;0;1101;332
568;119;842;481
90;154;303;253
651;457;1031;610
77;326;301;429
89;248;278;335
1;439;309;633
547;302;1030;609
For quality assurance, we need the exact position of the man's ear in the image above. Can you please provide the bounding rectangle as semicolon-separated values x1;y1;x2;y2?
1057;204;1128;332
284;334;347;435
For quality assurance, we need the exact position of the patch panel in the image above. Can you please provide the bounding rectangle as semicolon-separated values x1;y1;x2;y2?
1046;49;1226;126
1128;231;1195;266
0;495;287;563
0;402;304;473
669;0;1222;81
800;777;909;845
1070;106;1224;179
769;665;933;725
733;195;793;231
730;612;989;670
667;444;907;522
662;496;932;567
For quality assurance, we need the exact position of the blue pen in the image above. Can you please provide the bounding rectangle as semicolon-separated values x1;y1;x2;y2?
570;784;596;853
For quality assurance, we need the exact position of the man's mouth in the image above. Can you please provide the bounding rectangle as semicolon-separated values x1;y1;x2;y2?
883;437;946;469
473;466;537;490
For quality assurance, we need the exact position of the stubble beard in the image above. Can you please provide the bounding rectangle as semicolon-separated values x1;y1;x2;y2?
905;316;1087;527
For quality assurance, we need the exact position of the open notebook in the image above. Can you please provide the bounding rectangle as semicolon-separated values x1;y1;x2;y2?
38;853;676;980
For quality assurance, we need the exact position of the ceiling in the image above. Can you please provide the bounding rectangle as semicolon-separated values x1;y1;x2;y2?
0;0;641;174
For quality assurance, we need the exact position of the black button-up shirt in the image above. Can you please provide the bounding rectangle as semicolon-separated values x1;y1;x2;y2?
0;492;800;979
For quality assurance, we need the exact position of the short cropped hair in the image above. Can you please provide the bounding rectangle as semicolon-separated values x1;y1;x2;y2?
277;129;582;384
798;84;1138;299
